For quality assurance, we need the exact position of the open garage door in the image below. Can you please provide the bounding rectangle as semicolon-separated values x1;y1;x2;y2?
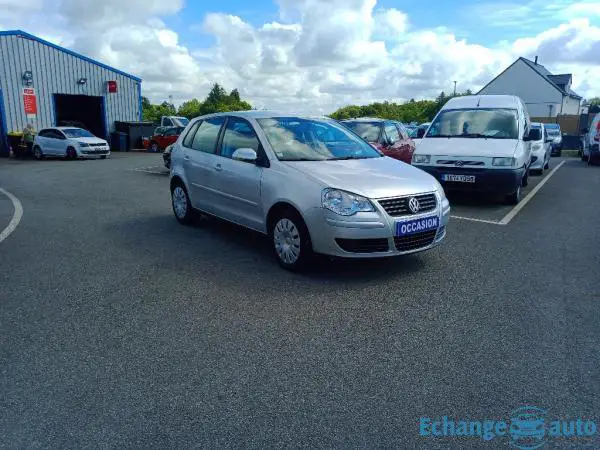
54;94;106;139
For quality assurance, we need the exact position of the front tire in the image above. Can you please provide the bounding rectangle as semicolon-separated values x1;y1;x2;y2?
33;146;44;160
66;147;77;160
270;210;313;271
171;182;195;225
506;183;522;205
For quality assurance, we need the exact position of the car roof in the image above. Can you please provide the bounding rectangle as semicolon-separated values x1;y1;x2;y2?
340;117;387;123
443;95;521;109
54;126;85;130
197;110;330;120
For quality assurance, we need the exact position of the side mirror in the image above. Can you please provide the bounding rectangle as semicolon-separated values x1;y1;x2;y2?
417;128;426;139
232;148;258;163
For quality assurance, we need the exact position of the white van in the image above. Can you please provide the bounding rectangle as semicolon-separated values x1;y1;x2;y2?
412;95;534;204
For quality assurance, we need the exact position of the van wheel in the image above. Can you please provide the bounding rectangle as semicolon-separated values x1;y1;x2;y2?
544;160;549;170
270;209;313;271
506;184;522;205
521;170;529;187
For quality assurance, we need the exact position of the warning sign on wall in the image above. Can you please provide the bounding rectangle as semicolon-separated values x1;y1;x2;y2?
23;88;37;119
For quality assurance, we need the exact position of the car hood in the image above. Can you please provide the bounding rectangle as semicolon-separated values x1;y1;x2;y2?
415;137;518;158
75;137;107;144
284;157;438;199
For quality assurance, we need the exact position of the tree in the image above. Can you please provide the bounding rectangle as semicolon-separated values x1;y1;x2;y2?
177;99;202;119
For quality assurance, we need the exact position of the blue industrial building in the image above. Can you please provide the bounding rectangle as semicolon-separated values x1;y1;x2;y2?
0;30;142;155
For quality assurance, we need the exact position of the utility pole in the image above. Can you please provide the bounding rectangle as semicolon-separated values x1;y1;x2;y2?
453;81;457;97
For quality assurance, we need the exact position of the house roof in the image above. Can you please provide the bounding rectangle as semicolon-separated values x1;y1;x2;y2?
0;30;141;83
519;58;581;99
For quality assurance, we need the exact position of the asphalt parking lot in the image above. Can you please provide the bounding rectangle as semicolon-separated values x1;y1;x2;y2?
1;153;599;448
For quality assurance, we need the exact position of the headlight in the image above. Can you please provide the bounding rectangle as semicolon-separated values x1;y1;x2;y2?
492;157;515;167
412;154;431;164
79;142;90;147
433;179;446;198
322;188;374;216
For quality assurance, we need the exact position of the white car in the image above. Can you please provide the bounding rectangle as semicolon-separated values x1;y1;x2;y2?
529;122;552;174
582;114;600;165
33;127;110;160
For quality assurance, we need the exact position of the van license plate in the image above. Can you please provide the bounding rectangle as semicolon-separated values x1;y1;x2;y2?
442;174;476;183
396;216;439;237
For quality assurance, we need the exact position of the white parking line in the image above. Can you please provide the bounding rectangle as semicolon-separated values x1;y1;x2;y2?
450;215;500;225
450;160;566;226
0;188;24;245
499;160;565;225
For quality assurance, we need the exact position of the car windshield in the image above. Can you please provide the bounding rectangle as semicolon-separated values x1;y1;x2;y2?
62;128;95;138
176;118;190;126
257;117;383;161
341;121;382;142
547;129;560;136
426;108;519;139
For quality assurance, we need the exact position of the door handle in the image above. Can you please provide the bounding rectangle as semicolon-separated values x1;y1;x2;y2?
183;154;190;161
214;164;223;172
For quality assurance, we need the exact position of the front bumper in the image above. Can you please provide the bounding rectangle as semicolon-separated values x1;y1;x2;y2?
414;165;524;196
530;151;546;169
304;195;450;258
79;147;111;158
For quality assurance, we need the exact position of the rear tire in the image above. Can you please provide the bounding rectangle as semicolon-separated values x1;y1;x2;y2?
33;146;44;160
544;160;550;170
269;209;313;271
150;142;159;153
506;184;522;205
171;182;195;225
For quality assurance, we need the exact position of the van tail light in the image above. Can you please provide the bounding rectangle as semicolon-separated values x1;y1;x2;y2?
594;123;600;142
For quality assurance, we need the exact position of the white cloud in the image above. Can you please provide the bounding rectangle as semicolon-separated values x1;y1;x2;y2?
1;0;599;112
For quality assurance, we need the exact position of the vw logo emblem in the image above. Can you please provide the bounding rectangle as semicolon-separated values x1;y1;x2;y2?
455;160;465;167
408;197;420;214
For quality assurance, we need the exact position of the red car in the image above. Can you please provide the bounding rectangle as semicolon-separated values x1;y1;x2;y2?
143;126;185;152
341;118;416;164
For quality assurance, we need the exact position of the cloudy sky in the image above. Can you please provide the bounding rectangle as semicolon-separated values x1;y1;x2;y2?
1;0;599;113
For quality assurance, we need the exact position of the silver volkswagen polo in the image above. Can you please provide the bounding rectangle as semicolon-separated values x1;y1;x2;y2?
170;111;450;270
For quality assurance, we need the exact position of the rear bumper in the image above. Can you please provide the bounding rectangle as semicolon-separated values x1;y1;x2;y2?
414;165;524;195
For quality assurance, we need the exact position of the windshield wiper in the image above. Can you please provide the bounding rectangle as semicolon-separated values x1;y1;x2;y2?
328;156;367;160
428;134;454;138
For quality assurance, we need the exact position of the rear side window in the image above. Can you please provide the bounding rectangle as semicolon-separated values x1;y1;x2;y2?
38;129;50;138
182;121;202;148
220;118;260;159
190;118;225;154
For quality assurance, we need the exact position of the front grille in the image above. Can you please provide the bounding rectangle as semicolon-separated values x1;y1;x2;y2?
378;193;437;217
394;230;437;252
336;238;389;253
90;143;106;147
436;160;484;166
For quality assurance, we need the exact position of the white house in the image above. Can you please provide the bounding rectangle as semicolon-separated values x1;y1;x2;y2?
477;57;582;117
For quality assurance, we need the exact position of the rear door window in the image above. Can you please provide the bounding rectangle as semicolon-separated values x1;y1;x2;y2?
384;123;400;143
182;121;202;148
190;117;226;154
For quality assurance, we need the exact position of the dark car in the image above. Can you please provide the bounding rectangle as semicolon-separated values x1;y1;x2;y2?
340;118;416;164
163;144;173;169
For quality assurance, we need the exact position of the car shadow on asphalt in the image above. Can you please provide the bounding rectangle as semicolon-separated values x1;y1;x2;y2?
105;213;428;285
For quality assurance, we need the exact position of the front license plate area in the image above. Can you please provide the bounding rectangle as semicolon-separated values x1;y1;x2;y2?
396;216;439;236
442;174;476;183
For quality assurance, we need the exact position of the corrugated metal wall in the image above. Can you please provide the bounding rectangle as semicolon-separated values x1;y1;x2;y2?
0;33;140;144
